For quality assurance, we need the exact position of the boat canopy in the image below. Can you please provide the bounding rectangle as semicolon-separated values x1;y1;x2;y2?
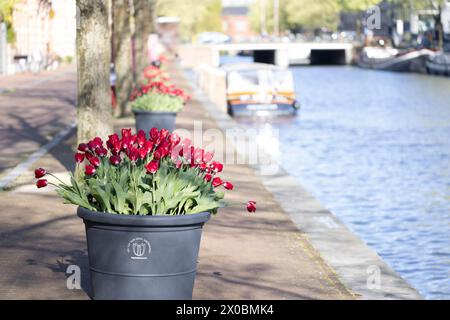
221;63;294;95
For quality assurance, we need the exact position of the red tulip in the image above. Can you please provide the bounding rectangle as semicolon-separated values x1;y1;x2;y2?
109;155;121;166
144;140;154;153
89;156;101;167
137;130;146;147
85;165;96;175
95;147;107;157
121;128;132;138
88;138;101;150
211;161;223;173
74;153;85;163
223;182;234;190
159;128;169;140
246;201;256;213
153;149;162;160
121;136;132;151
127;148;139;162
150;127;159;141
34;168;46;178
36;179;47;188
78;143;88;152
138;148;147;159
168;133;180;146
203;152;214;163
212;177;223;187
93;137;103;147
107;134;121;154
194;148;204;164
145;160;159;174
204;174;212;182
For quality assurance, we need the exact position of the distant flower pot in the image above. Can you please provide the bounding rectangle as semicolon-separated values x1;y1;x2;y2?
78;207;210;300
133;110;177;133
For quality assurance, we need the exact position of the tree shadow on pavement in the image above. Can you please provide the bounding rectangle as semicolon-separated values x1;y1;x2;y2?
45;249;92;298
1;113;76;173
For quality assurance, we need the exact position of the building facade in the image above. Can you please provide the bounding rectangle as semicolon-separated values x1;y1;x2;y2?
2;0;76;74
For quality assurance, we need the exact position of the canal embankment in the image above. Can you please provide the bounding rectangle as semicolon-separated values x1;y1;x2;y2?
177;61;423;300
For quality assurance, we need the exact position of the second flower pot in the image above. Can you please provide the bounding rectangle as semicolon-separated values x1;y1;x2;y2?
77;207;210;300
134;110;176;133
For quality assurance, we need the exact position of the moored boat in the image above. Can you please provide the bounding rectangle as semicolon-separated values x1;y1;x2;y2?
426;52;450;76
220;63;300;117
357;46;435;73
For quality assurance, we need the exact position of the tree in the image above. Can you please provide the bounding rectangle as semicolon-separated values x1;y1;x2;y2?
76;0;113;144
113;0;133;117
249;0;289;34
285;0;341;31
133;0;155;85
156;0;222;41
0;0;19;43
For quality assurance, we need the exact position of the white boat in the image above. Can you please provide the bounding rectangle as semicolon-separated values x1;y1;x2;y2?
426;52;450;76
220;63;300;117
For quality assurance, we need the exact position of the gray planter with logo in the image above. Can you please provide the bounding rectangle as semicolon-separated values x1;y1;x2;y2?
133;110;177;133
77;207;210;300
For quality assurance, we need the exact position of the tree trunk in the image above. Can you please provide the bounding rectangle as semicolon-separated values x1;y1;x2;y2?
76;0;113;144
113;0;133;117
133;0;155;85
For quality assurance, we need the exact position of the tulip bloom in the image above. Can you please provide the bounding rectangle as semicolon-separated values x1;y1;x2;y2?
159;128;169;140
109;155;121;166
144;140;154;153
121;128;132;138
36;179;48;188
78;143;89;152
212;177;223;187
246;201;256;213
89;156;101;167
169;133;180;147
95;147;107;158
145;160;159;174
85;165;96;175
150;128;159;142
137;130;146;147
223;182;234;190
127;148;139;162
211;161;223;173
203;152;214;163
138;148;147;159
74;153;85;163
34;168;46;178
204;174;212;182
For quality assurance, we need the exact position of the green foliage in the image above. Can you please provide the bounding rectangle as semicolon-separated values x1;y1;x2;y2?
156;0;222;41
249;0;429;32
57;157;225;215
249;0;289;34
0;0;19;43
131;92;185;112
284;0;341;31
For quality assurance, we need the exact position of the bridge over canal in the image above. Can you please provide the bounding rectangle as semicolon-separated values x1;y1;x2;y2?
179;42;355;68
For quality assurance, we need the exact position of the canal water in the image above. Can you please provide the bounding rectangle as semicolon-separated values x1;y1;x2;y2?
222;56;450;299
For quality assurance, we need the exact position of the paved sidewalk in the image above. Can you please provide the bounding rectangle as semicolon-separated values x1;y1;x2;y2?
0;65;77;178
0;64;355;299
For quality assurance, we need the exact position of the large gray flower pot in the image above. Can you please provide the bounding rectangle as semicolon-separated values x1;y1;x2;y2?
133;110;176;133
77;207;210;300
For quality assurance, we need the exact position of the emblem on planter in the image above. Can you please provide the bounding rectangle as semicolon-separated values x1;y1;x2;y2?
127;237;151;260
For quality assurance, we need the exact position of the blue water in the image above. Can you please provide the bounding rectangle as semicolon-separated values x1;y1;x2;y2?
280;67;450;299
223;55;450;299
